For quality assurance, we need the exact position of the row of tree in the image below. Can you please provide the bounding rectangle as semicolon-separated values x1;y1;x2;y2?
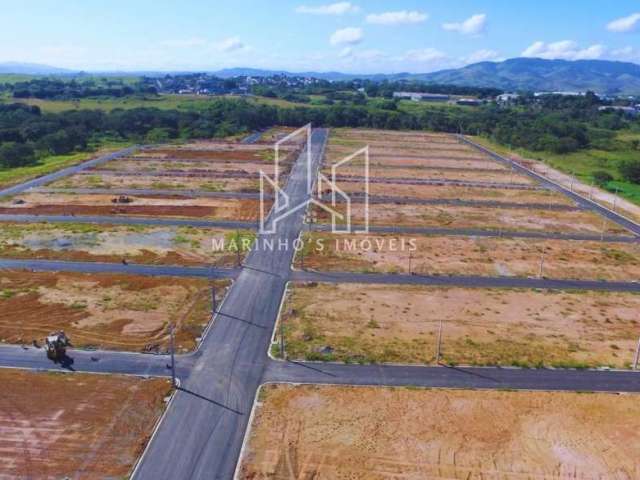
1;99;638;183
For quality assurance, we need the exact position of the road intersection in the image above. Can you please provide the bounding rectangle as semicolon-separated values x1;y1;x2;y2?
0;129;639;479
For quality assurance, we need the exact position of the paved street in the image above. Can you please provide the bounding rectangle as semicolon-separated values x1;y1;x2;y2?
132;128;328;480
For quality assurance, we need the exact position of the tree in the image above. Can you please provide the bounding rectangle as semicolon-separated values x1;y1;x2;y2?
592;170;613;187
0;142;36;168
619;159;640;184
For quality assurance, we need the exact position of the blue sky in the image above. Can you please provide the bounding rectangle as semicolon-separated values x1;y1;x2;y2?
1;0;640;72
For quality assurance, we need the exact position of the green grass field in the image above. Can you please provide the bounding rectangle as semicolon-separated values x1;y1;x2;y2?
0;141;132;189
473;131;640;207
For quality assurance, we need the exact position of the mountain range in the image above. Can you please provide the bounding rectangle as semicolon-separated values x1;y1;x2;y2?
2;58;640;95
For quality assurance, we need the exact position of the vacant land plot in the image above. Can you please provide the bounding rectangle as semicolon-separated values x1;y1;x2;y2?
0;222;251;266
335;181;573;205
313;202;628;235
0;369;170;479
97;159;281;174
239;384;640;479
50;173;261;192
279;283;640;367
300;233;639;281
322;166;532;184
0;270;227;352
0;192;266;220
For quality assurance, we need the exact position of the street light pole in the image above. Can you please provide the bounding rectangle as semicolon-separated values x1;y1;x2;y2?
435;319;443;364
633;337;640;371
169;323;176;388
280;317;286;359
408;252;412;274
538;252;545;279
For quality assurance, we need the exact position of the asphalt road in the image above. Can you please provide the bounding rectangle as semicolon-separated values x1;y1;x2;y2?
4;257;637;292
292;270;640;292
327;193;580;211
0;213;257;230
0;258;239;279
133;128;329;480
308;223;638;243
0;343;182;377
0;146;138;198
460;136;640;237
264;360;640;393
240;131;264;144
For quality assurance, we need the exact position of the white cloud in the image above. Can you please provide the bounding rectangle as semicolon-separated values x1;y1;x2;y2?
366;10;428;25
214;37;246;53
464;49;500;64
611;46;640;62
296;2;359;15
338;47;352;58
338;48;385;60
606;13;640;33
442;14;486;35
521;40;604;60
330;27;363;46
402;48;447;63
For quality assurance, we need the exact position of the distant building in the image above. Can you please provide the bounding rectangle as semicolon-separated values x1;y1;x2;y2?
496;93;520;104
393;91;450;102
456;98;483;106
534;91;588;97
598;105;639;116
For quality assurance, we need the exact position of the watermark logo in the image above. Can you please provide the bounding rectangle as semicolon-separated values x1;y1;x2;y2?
259;124;369;234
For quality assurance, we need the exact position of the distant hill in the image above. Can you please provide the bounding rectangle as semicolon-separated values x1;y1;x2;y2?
1;58;640;95
415;58;640;95
216;59;640;95
0;62;75;75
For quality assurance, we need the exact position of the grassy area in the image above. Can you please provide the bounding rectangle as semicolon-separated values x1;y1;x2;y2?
473;131;640;206
0;93;319;113
0;141;132;189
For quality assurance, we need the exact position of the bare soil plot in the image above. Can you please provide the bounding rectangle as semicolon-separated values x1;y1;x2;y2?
336;181;573;205
326;146;491;165
312;202;628;235
279;283;640;367
301;233;640;281
258;126;299;144
51;173;261;193
331;127;458;143
0;192;267;221
239;384;640;480
0;270;228;352
323;166;533;184
0;222;251;267
0;369;170;479
96;158;282;173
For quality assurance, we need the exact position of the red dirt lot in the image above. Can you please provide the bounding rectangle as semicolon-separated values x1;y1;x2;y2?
239;384;640;480
0;192;268;221
0;369;170;479
336;181;573;204
0;270;226;352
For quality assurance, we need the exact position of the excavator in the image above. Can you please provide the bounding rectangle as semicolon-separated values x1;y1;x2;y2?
45;331;70;362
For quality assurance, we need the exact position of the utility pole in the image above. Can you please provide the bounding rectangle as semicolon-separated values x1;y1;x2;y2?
589;182;594;201
613;188;619;212
633;337;640;370
235;230;241;266
435;319;443;364
570;173;574;193
211;285;217;315
279;317;286;359
408;251;412;274
169;323;176;388
538;252;545;279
